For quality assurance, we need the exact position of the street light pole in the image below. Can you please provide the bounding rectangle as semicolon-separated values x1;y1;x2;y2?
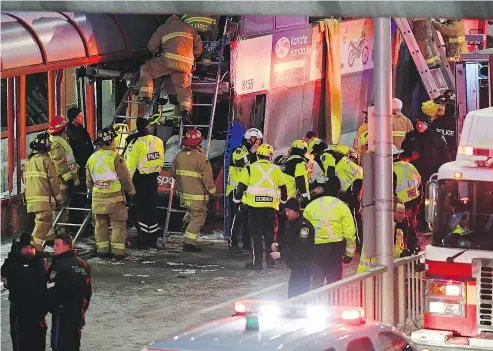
373;17;394;325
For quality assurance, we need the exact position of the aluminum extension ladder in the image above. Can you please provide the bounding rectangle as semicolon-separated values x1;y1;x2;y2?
394;18;455;99
161;18;231;238
51;192;93;245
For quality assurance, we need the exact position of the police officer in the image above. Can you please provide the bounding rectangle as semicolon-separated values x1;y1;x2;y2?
303;177;356;287
48;116;80;239
23;132;63;251
233;144;288;270
270;198;315;298
47;234;91;351
126;118;164;249
226;128;262;254
431;19;469;62
393;144;422;233
429;93;458;159
87;126;136;259
357;202;405;273
136;15;203;124
172;128;216;252
1;233;48;351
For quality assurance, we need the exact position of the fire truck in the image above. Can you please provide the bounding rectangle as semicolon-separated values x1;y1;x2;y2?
411;106;493;350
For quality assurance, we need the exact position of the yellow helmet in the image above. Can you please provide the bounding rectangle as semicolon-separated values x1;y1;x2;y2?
257;143;274;157
307;138;322;154
421;100;445;119
330;144;350;156
291;139;308;152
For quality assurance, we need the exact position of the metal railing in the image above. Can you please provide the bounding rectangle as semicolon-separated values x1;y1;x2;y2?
282;253;426;331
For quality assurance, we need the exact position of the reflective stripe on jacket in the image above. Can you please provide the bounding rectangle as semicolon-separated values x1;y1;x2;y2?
394;161;421;203
49;134;79;184
303;196;356;256
392;112;414;149
181;15;216;33
125;135;164;178
226;145;253;196
23;153;62;212
281;155;310;200
432;19;468;60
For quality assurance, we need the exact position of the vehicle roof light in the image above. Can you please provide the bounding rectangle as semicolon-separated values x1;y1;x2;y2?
454;172;462;179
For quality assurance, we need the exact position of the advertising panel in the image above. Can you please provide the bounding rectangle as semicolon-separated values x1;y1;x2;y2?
340;18;374;75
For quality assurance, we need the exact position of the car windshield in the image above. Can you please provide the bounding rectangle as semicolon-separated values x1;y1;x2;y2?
433;180;493;250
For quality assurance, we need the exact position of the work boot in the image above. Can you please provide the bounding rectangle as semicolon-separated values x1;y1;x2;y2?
113;253;128;261
98;252;112;259
183;243;203;252
228;246;243;255
245;263;263;270
181;110;193;125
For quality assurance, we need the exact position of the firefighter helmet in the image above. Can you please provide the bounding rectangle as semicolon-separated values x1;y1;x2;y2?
29;132;51;152
48;116;68;134
421;100;445;119
244;128;263;141
95;126;117;146
182;128;203;147
257;143;274;157
291;139;308;153
307;138;322;155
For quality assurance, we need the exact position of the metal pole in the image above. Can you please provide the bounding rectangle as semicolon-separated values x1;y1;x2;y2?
373;17;394;325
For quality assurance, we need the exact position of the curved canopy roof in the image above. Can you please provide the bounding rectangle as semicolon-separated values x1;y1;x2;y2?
1;12;168;78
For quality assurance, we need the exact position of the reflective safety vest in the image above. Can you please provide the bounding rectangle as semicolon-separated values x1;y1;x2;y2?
49;135;79;182
303;196;356;256
226;145;252;196
239;160;286;210
125;135;164;178
452;225;465;235
394;161;421;203
322;151;363;192
181;15;216;33
87;150;123;195
357;223;404;273
281;155;310;200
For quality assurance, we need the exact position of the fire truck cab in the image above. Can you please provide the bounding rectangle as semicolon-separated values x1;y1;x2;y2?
411;107;493;350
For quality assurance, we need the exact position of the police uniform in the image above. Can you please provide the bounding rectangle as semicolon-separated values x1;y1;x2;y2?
87;127;136;257
126;130;164;248
46;249;91;351
24;133;63;251
303;194;356;287
233;144;288;269
393;159;422;230
172;133;216;250
48;117;80;239
227;144;257;251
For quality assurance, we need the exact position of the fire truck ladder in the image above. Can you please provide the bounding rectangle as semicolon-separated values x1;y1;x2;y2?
51;192;92;245
394;18;455;99
161;20;231;238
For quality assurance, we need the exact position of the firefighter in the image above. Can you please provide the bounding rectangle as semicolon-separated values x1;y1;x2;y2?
270;198;315;298
23;132;63;251
136;15;203;125
412;19;441;68
226;128;262;254
86;126;136;259
357;202;405;273
392;98;414;149
47;116;79;240
181;14;216;62
47;234;91;351
393;144;422;233
1;233;48;351
233;144;288;270
304;177;356;287
172;128;216;252
126;118;164;249
431;19;468;62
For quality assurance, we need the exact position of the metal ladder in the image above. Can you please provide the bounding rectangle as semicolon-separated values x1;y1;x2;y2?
161;19;231;238
51;192;93;245
394;18;455;99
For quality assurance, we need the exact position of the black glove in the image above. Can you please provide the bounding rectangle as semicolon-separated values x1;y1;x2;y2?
343;255;353;264
236;203;245;214
300;197;310;209
126;194;135;207
66;179;76;197
399;249;412;258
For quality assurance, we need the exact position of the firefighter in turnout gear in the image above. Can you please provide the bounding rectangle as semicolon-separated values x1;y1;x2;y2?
233;144;288;270
47;116;79;240
303;177;356;287
392;144;422;233
412;19;441;68
87;126;136;259
357;202;406;273
172;128;216;252
23;132;63;251
181;14;216;62
391;98;414;149
136;15;203;124
432;19;469;61
227;128;262;254
126;118;164;249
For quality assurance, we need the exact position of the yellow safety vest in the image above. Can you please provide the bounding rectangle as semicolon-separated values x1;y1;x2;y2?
303;196;356;257
239;160;286;210
125;135;164;178
181;15;216;32
281;155;310;200
87;150;122;195
226;145;251;196
322;152;363;193
49;135;78;181
394;161;421;203
453;225;465;235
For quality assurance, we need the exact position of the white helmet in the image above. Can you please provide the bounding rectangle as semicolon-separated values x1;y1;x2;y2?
244;128;263;140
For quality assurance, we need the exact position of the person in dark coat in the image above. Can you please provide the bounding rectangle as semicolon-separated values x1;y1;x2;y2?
66;107;94;179
47;234;92;351
1;232;48;351
270;198;315;298
430;91;458;159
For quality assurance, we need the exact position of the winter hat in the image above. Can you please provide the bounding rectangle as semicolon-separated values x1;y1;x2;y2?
67;107;82;122
416;114;431;125
392;98;403;111
284;198;301;212
136;117;150;132
18;232;33;249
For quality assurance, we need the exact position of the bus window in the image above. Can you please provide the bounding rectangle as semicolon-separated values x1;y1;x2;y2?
26;72;49;127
